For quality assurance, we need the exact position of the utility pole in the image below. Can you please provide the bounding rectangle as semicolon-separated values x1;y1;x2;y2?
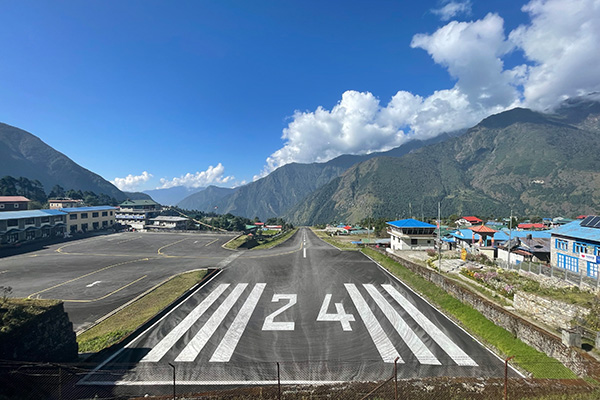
438;202;442;272
409;202;412;219
507;209;513;268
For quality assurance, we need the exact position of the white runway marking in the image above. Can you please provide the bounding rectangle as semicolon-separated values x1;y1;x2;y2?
176;284;248;362
345;284;401;363
364;284;440;365
141;284;229;362
382;284;477;366
316;294;355;331
210;283;266;362
303;248;306;258
86;281;102;288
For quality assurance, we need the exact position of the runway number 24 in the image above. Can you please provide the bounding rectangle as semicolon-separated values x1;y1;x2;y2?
262;294;355;331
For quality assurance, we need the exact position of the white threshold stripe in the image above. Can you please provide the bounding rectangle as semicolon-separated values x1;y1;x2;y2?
141;284;230;362
210;283;266;362
344;283;401;363
364;284;441;366
381;284;478;367
78;379;348;386
175;283;248;362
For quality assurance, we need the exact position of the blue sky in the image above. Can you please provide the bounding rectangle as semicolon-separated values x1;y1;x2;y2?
1;0;599;192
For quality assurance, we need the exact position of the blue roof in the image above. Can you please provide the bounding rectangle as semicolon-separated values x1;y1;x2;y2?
387;219;436;229
0;209;67;221
60;206;117;213
552;219;600;243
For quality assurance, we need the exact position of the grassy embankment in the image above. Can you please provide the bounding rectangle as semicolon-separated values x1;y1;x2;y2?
77;269;206;353
0;298;60;335
313;231;577;379
311;229;361;250
225;228;298;250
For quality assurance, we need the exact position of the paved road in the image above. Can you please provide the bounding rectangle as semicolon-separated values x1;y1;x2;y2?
0;231;239;330
80;228;516;396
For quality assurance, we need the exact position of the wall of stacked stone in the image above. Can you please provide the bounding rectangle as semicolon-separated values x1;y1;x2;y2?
375;248;600;379
0;302;78;362
513;292;590;330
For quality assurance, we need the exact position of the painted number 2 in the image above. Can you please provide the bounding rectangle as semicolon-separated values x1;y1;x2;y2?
262;294;296;331
317;294;355;331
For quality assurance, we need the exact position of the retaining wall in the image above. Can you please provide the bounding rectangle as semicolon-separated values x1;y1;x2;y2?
376;248;600;379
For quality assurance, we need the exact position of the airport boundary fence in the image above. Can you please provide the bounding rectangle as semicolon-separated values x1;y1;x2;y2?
1;357;600;400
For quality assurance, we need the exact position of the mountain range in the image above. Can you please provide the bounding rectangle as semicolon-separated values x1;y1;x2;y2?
0;123;146;201
2;95;599;223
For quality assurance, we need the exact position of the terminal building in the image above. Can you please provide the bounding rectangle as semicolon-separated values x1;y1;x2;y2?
551;216;600;280
0;209;67;245
387;218;437;251
115;199;161;231
63;206;117;234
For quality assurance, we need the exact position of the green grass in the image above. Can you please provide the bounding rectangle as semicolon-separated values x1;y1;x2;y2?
362;248;578;379
0;298;60;335
77;269;207;353
311;228;361;250
251;228;298;250
224;235;251;250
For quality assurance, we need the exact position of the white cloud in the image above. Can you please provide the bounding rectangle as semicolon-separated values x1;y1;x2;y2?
111;171;153;192
257;0;600;177
509;0;600;110
158;163;234;189
431;1;472;21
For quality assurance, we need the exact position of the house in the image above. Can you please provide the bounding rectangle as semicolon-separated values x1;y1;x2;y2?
0;196;30;212
455;216;483;226
387;219;436;251
550;216;600;280
115;199;161;230
48;198;85;209
517;223;546;230
61;206;117;234
0;209;67;245
497;235;551;265
147;216;188;231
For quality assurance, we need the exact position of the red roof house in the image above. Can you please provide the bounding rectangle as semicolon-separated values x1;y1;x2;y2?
463;216;483;224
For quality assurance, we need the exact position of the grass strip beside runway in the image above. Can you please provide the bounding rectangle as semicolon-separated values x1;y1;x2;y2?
77;270;207;353
251;228;298;250
311;229;361;250
362;248;577;380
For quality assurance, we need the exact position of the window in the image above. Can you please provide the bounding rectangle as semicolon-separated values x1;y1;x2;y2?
92;212;99;218
14;203;19;208
102;211;108;217
557;253;579;273
110;211;113;216
555;239;568;251
0;204;4;209
70;214;77;220
92;222;99;230
24;218;34;225
587;262;599;278
7;219;18;227
573;242;586;254
411;238;418;245
81;223;88;232
41;217;50;223
81;213;88;219
102;220;108;227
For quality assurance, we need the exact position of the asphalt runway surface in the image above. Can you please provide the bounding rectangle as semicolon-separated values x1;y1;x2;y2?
73;228;518;397
0;231;238;331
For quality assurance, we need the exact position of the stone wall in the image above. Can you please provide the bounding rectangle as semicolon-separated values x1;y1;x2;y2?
514;292;590;330
376;248;600;379
0;302;78;362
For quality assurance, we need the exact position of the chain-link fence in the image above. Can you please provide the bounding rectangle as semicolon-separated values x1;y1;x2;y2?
495;259;600;291
1;357;599;400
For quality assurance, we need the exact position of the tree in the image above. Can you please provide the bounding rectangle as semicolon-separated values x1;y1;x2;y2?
48;185;66;198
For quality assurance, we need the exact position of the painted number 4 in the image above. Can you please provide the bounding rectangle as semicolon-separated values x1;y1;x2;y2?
317;294;355;331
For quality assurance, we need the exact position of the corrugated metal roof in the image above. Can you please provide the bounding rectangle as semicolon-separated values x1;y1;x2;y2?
119;199;160;206
0;196;30;202
551;218;600;243
0;209;66;221
449;229;551;242
60;206;117;213
387;219;436;229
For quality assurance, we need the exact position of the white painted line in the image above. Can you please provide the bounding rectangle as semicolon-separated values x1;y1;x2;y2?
140;284;230;362
364;284;440;365
175;283;248;362
217;252;242;268
303;248;306;258
316;294;355;331
79;379;348;386
86;281;102;288
210;283;266;362
382;284;478;367
344;283;401;363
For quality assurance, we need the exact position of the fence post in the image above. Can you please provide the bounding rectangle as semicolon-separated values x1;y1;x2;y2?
168;363;176;400
277;362;281;400
505;356;514;400
58;366;62;400
394;356;399;400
